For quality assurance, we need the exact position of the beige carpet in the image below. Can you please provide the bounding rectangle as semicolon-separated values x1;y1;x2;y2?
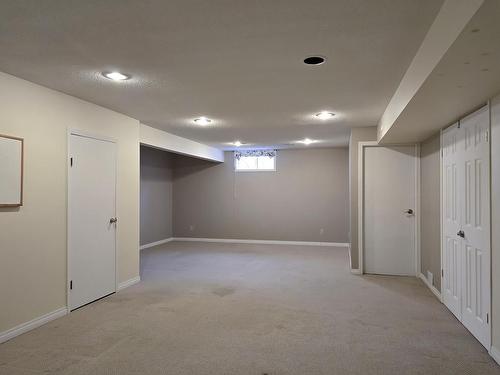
0;241;499;374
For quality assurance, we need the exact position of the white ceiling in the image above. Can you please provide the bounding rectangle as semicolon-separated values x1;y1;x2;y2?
379;0;500;143
0;0;443;149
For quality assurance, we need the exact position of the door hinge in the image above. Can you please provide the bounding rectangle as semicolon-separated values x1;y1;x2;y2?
487;313;489;324
486;130;489;143
441;269;444;277
70;280;73;290
70;157;73;167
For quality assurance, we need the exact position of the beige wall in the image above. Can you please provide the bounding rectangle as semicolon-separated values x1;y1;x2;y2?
420;133;441;290
348;127;378;269
172;148;349;242
0;72;140;334
491;94;500;353
140;146;174;245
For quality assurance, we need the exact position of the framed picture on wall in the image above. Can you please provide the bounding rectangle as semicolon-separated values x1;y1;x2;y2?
0;134;24;207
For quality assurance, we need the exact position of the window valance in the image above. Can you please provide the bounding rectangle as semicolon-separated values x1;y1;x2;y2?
234;150;276;160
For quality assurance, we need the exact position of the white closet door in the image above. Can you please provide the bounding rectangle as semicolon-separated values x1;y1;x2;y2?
69;133;117;310
441;106;491;350
460;106;491;348
442;123;463;320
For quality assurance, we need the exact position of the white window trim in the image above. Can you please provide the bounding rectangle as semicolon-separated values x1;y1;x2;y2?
234;151;277;172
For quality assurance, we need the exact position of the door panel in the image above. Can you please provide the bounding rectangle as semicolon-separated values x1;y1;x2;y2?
441;106;491;350
459;106;490;348
69;134;116;310
444;236;461;318
363;145;416;276
442;123;462;319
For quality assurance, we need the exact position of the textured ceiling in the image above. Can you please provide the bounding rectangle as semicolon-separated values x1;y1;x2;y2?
380;0;500;143
0;0;443;149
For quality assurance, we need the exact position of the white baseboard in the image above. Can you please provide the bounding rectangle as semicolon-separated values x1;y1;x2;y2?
118;276;141;291
0;306;68;344
489;346;500;366
350;268;362;275
418;273;442;301
140;237;173;250
172;237;349;247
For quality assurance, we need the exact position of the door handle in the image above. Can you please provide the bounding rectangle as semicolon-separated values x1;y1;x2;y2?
403;209;414;215
109;217;118;224
457;230;465;238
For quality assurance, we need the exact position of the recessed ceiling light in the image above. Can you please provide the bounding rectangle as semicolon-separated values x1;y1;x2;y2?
303;56;326;65
102;71;130;81
315;111;335;120
193;116;212;126
298;138;316;145
234;141;242;147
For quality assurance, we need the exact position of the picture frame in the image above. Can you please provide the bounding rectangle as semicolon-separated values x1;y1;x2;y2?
0;134;24;207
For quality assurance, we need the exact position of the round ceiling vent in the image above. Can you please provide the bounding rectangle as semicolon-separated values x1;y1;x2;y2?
303;56;326;65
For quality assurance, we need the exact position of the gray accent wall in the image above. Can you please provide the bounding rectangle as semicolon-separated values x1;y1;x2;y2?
420;133;441;291
140;146;174;245
348;127;378;269
172;148;349;242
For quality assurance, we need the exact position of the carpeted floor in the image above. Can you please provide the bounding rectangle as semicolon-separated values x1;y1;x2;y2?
0;241;499;374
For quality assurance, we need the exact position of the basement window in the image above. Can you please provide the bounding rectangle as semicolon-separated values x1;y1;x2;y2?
234;150;276;171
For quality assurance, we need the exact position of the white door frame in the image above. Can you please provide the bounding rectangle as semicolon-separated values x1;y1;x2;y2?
357;141;420;275
67;129;118;310
438;126;446;304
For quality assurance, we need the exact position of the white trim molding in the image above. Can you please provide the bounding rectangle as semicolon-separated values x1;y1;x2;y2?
118;276;141;291
348;244;361;274
418;273;442;301
489;346;500;366
172;237;349;247
140;237;174;250
357;141;379;274
0;307;68;344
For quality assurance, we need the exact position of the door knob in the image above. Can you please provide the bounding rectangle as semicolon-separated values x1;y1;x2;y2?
109;217;118;224
403;209;414;215
457;230;465;238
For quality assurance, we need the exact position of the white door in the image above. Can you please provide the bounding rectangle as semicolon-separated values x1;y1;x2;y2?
68;133;117;310
460;107;491;348
363;145;417;276
441;106;491;349
442;123;462;320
